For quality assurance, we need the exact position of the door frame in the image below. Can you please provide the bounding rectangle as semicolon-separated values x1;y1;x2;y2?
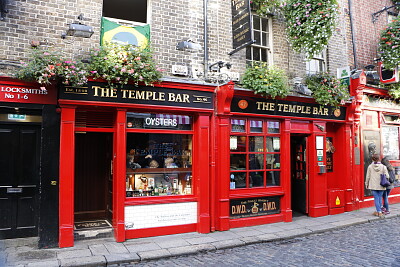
290;134;310;215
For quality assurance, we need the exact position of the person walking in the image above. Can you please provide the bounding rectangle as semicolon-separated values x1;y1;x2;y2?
381;157;395;215
365;154;389;218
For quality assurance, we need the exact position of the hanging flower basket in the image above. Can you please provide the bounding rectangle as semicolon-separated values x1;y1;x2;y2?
241;63;291;99
251;0;281;16
378;18;400;70
305;73;350;106
282;0;338;59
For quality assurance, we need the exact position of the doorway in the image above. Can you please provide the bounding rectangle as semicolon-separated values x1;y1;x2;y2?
290;135;309;215
0;124;40;239
74;132;113;226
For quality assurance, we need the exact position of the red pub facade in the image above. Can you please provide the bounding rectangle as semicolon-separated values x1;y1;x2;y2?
57;79;361;247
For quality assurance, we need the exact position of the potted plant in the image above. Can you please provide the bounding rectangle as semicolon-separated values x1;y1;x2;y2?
87;42;163;87
241;63;291;99
305;72;350;106
15;48;87;86
378;18;400;70
251;0;281;16
282;0;338;59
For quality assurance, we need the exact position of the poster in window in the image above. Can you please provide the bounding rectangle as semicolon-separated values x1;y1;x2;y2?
382;126;399;160
326;137;334;172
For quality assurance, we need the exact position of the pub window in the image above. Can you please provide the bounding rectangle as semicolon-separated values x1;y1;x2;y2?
126;113;193;197
230;118;281;189
246;15;272;65
103;0;147;25
306;51;326;75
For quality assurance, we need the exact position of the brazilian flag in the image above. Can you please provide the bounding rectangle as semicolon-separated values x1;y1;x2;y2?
100;17;150;49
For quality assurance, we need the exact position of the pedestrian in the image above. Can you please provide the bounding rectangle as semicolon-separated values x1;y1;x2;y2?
381;157;395;215
365;154;389;218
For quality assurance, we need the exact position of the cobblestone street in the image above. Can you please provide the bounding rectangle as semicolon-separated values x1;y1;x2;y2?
131;217;400;267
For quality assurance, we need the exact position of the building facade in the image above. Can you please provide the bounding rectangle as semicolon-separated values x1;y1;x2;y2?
2;0;393;249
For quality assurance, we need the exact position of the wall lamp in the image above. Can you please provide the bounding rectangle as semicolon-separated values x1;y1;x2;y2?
176;39;202;52
209;61;232;72
61;14;94;39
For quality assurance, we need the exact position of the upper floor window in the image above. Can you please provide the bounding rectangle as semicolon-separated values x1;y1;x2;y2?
103;0;147;24
246;15;272;65
306;51;326;75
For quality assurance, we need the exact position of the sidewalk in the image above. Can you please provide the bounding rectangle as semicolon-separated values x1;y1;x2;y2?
2;203;400;267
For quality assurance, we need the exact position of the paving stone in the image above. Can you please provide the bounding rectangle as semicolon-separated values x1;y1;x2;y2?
57;248;92;259
184;236;217;245
125;242;161;253
204;231;240;241
239;235;262;245
137;249;171;261
104;242;129;254
211;239;246;249
257;233;280;242
60;255;106;267
274;228;313;238
168;244;215;257
26;259;60;267
7;250;57;262
89;244;109;256
156;238;191;249
232;229;263;237
105;253;140;264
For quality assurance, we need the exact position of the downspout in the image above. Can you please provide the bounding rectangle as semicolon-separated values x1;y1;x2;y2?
348;0;358;69
204;0;209;80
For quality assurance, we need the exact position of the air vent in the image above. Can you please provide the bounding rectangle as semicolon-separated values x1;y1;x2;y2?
75;110;115;128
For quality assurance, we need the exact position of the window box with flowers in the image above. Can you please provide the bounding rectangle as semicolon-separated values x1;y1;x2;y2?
378;18;400;71
15;42;162;88
250;0;281;16
305;73;350;106
241;63;291;99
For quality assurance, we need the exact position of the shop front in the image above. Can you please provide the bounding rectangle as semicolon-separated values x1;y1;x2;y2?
0;77;59;248
351;74;400;209
214;87;354;231
58;80;216;247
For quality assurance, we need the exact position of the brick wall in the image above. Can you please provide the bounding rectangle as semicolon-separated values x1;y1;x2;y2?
0;0;353;84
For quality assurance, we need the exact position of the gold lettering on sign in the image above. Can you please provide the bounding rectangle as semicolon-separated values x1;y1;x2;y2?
92;86;117;98
231;204;247;215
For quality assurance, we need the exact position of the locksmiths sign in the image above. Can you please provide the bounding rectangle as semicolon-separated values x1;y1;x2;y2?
230;196;280;219
232;96;347;120
59;82;214;109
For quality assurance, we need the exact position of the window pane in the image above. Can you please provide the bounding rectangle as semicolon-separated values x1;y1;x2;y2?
253;16;260;30
231;136;246;152
246;46;252;60
103;0;147;23
250;120;263;133
261;48;268;62
267;171;280;186
261;33;267;46
230;154;247;170
231;119;246;132
249;154;264;170
231;172;246;188
266;154;280;169
266;137;280;152
254;31;261;45
126;133;192;197
249;136;264;152
267;121;280;133
262;18;268;32
250;172;264;187
253;47;260;61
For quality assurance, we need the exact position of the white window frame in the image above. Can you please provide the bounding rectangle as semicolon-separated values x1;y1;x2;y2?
246;14;273;66
306;51;327;75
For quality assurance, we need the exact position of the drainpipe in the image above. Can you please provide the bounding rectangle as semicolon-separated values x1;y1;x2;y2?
348;0;358;69
204;0;209;80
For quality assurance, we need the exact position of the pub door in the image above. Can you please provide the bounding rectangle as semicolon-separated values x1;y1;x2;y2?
0;124;40;239
74;132;113;224
290;135;309;215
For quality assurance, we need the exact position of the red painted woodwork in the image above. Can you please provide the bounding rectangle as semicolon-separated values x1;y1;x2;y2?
59;106;76;248
281;119;292;222
195;115;211;234
113;109;126;242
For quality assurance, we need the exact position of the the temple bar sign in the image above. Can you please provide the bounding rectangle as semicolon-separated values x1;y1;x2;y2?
231;0;252;50
232;96;347;120
59;82;214;109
